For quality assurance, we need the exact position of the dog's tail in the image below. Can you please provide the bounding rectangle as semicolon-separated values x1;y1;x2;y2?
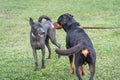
55;43;89;57
38;15;52;22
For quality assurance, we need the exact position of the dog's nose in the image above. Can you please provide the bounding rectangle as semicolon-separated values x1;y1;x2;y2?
42;31;45;34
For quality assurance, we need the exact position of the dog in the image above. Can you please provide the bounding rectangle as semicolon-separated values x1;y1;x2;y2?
29;15;61;71
55;13;96;80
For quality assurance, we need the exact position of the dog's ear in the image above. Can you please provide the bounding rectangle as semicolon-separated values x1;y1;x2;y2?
66;14;76;26
67;13;73;18
29;17;34;26
65;13;73;18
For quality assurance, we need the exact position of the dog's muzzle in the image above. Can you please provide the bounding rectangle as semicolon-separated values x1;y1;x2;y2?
38;31;45;37
53;22;62;29
32;31;45;38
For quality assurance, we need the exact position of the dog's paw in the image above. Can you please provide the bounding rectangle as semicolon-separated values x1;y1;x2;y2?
70;69;74;74
58;54;61;58
55;48;59;53
41;65;45;69
34;68;39;71
47;56;51;59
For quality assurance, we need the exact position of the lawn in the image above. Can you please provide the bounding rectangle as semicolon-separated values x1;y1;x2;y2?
0;0;120;80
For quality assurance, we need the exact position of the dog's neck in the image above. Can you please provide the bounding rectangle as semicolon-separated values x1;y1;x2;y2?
69;22;80;28
68;18;77;26
66;22;80;32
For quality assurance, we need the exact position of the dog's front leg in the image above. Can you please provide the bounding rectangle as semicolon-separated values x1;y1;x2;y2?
33;49;39;71
41;48;45;68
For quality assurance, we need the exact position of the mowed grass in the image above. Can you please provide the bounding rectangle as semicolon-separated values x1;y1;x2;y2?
0;0;120;80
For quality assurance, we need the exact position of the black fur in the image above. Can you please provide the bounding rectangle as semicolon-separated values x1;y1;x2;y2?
55;13;96;80
29;16;60;71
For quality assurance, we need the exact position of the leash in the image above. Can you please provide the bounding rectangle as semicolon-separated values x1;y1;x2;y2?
81;26;120;29
53;22;120;29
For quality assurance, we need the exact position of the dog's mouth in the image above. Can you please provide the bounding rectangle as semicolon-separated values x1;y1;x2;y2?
53;22;62;29
38;33;45;37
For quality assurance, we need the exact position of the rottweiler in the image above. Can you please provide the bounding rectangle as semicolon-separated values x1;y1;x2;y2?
55;13;96;80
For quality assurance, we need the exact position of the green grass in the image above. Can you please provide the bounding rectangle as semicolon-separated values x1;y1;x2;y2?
0;0;120;80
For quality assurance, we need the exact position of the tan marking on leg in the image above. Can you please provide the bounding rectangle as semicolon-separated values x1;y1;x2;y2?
79;66;82;76
70;57;74;74
82;64;85;75
82;48;89;57
89;64;93;76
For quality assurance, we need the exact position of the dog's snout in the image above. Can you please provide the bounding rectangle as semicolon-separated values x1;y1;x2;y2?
39;28;45;34
42;31;45;34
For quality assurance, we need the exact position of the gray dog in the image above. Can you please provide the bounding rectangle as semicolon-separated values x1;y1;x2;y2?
29;16;60;71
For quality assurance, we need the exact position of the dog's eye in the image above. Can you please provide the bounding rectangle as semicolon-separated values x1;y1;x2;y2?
33;25;38;29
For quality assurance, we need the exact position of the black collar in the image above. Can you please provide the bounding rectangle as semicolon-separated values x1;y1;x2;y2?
67;22;80;31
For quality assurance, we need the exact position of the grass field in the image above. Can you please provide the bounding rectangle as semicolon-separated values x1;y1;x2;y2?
0;0;120;80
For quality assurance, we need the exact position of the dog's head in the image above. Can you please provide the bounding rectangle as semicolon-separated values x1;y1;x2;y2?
55;13;78;32
29;18;45;38
57;13;74;26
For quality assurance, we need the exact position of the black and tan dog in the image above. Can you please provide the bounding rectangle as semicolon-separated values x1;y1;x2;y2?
55;13;96;80
29;15;60;71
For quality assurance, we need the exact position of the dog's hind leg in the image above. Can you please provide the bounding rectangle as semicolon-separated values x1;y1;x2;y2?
41;48;45;68
49;28;61;48
49;28;61;58
75;64;83;80
33;49;39;71
69;55;74;74
75;54;83;80
45;37;51;59
89;63;95;80
88;51;96;80
81;64;85;76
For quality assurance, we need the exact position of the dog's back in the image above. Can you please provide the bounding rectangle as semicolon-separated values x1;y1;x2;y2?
68;28;93;48
38;15;55;37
